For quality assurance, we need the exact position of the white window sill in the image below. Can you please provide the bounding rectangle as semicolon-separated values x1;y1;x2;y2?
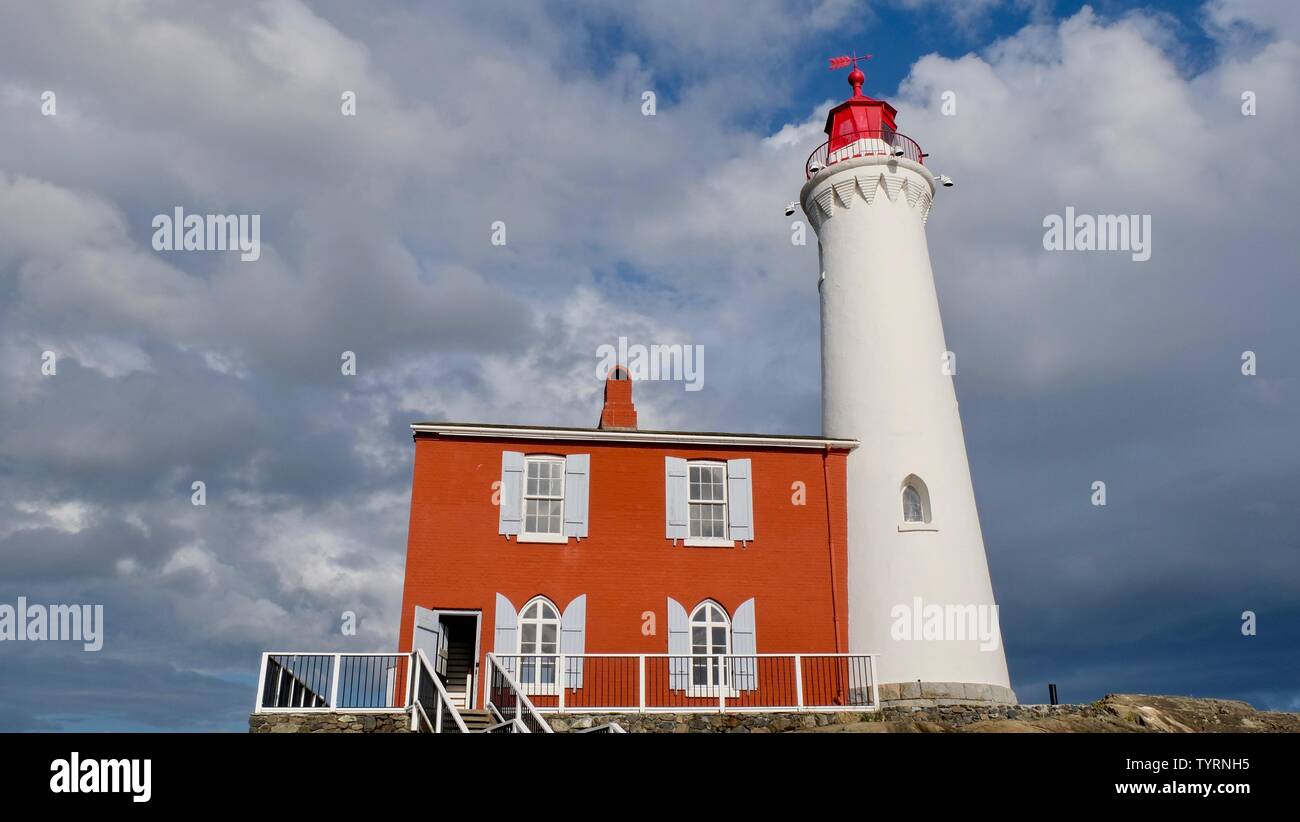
517;533;568;544
897;523;938;533
683;687;740;699
684;538;735;548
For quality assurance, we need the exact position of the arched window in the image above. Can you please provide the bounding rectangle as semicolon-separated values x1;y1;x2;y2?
690;600;730;689
901;475;932;524
518;596;560;688
903;485;923;522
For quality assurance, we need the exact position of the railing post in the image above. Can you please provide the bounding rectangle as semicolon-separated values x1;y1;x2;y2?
638;655;646;713
557;653;566;712
794;655;804;711
410;652;421;731
868;654;880;709
512;658;522;723
253;653;269;715
718;655;726;712
328;653;341;710
406;652;415;710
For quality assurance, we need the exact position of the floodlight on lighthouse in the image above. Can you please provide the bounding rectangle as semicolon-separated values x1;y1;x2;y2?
808;162;823;174
937;174;954;187
784;201;798;217
891;145;905;157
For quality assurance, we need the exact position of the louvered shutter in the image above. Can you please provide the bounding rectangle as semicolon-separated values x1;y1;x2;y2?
726;458;754;542
563;455;590;538
729;598;757;691
560;594;586;689
667;597;689;690
493;593;518;678
665;457;688;541
498;451;524;536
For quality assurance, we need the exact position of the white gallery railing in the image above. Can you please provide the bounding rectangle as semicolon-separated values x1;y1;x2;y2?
489;653;879;713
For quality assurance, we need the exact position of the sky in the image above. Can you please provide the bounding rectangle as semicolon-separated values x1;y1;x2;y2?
0;0;1296;731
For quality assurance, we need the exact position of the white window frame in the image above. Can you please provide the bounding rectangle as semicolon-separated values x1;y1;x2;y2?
685;461;733;548
897;474;939;533
687;600;736;698
519;455;567;544
516;596;561;695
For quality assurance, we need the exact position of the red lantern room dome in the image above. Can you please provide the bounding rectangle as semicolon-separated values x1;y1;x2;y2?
806;53;924;179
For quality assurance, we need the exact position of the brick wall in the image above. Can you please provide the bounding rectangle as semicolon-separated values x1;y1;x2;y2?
397;434;852;698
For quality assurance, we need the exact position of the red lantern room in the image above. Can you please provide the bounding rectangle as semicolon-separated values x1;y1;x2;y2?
824;61;898;153
806;54;923;179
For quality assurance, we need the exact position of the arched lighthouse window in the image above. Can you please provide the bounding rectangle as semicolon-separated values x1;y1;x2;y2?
902;485;923;522
901;475;931;525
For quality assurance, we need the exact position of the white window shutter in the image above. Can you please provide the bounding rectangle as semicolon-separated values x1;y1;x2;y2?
563;454;590;538
493;593;518;678
560;594;586;689
729;598;757;691
413;606;447;677
665;457;688;540
726;458;754;542
667;597;689;690
498;451;524;537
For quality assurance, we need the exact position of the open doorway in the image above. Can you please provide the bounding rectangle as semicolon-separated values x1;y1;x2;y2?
413;607;481;709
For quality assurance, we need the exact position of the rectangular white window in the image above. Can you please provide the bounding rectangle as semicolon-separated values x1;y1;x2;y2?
688;463;727;540
523;457;565;537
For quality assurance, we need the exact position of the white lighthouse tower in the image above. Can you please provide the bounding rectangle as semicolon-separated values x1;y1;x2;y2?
801;58;1014;704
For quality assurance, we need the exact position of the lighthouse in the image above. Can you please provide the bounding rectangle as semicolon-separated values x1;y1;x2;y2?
801;58;1014;704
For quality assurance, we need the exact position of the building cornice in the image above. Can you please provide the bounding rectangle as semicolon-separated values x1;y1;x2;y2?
411;423;858;450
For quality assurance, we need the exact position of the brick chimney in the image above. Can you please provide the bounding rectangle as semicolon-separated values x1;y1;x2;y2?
598;366;637;430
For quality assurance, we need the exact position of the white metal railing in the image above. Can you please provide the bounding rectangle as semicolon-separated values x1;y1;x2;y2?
483;718;530;733
412;649;470;733
487;653;879;714
254;651;879;725
253;650;471;733
254;652;413;714
485;653;554;733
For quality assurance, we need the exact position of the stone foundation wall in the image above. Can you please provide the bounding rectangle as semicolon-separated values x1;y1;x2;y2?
249;711;413;733
877;681;1018;708
547;703;1094;733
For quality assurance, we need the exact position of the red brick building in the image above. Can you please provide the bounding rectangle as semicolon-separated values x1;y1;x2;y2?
396;372;859;711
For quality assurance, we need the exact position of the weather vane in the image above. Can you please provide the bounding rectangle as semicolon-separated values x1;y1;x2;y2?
828;52;872;97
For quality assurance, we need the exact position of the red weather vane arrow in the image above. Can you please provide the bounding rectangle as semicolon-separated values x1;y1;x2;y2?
829;52;872;96
828;53;872;71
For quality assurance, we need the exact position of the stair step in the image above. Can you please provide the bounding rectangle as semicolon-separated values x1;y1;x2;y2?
461;713;495;730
